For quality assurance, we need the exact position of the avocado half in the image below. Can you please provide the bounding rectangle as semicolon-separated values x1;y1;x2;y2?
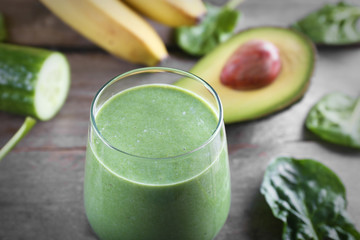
176;27;316;124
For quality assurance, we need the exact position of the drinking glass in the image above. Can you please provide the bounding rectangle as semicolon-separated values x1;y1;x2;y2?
84;67;231;240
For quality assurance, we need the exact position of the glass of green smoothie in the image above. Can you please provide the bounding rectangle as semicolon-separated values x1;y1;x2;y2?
84;67;231;240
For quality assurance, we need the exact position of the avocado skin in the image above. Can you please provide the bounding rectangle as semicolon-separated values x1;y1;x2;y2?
177;27;316;124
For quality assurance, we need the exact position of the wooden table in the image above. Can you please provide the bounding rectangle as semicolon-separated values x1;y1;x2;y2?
0;0;359;239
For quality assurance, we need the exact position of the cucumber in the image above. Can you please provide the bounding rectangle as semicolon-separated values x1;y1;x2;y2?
0;117;36;162
0;43;70;120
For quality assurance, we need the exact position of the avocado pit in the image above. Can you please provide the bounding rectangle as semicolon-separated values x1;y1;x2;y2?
220;40;282;90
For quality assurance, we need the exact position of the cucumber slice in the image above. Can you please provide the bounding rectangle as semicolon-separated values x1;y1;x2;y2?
34;52;70;120
0;43;70;120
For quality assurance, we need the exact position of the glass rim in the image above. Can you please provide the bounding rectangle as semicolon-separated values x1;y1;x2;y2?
90;67;223;160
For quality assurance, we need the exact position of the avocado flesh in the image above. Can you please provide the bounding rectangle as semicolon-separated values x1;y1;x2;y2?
176;27;315;124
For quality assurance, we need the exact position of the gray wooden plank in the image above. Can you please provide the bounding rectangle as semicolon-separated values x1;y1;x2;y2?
0;0;360;239
225;46;360;148
2;43;359;151
0;0;358;47
0;151;94;240
216;141;360;240
0;142;358;240
0;0;172;48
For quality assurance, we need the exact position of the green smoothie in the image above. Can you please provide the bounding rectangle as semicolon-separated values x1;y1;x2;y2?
84;84;230;240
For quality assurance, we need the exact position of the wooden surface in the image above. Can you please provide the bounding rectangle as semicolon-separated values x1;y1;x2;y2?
0;0;359;239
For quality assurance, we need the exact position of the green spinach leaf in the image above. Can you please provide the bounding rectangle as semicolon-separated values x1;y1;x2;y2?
261;156;360;240
306;92;360;149
175;1;241;56
291;2;360;45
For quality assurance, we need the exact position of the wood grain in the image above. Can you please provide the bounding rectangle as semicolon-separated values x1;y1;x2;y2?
1;0;358;48
0;0;359;239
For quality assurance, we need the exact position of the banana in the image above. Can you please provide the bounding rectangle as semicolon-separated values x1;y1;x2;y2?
40;0;168;66
123;0;207;27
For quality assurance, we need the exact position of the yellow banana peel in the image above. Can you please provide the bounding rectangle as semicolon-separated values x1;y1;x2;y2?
40;0;168;66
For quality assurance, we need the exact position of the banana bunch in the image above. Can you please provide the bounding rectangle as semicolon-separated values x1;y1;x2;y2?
40;0;206;66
